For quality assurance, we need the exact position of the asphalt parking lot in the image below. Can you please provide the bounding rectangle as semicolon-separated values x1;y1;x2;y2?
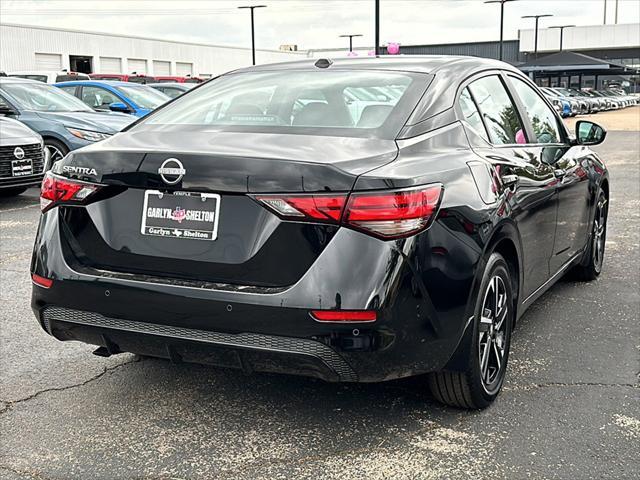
1;111;639;479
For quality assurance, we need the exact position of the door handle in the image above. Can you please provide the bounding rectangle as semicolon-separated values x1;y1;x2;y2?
554;169;567;179
501;174;519;188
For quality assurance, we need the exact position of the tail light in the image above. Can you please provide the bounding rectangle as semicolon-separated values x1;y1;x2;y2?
253;184;442;240
40;171;101;212
31;273;53;288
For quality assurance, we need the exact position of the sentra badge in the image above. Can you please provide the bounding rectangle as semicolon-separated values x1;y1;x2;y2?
62;165;98;176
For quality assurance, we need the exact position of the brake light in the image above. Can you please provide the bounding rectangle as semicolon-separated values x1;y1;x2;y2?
310;310;377;322
344;185;442;238
253;184;442;240
254;193;347;222
40;171;101;212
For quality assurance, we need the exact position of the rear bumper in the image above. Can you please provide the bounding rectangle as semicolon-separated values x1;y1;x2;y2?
31;207;482;383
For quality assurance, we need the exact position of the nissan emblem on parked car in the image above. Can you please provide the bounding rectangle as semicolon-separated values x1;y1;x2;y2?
158;158;186;184
13;147;25;160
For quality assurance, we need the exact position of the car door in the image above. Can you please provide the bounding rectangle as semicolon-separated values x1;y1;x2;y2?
506;75;592;274
80;85;124;112
460;73;558;299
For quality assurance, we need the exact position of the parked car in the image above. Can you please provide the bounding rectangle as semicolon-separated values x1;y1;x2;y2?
540;88;571;117
89;73;156;84
0;77;134;163
147;82;195;99
0;116;49;196
8;70;90;84
55;80;170;117
31;56;610;410
154;76;204;84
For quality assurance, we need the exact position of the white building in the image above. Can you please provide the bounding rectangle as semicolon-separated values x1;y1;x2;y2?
0;23;304;77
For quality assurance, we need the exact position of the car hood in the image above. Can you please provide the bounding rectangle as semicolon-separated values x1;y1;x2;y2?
0;116;42;146
34;111;135;133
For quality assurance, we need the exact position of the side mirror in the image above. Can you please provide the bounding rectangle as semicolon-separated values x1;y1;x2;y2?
108;102;131;113
576;120;606;145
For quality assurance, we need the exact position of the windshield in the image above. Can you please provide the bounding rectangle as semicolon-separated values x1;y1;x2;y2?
116;85;169;109
140;70;425;138
1;82;93;112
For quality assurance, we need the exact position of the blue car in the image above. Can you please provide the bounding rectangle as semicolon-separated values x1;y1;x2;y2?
0;77;134;163
55;80;170;118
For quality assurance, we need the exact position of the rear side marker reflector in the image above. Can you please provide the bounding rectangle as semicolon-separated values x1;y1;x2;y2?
31;274;53;289
254;184;443;240
310;310;377;323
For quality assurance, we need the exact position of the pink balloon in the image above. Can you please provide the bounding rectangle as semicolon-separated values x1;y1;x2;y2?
368;50;376;56
347;50;358;57
387;42;400;55
515;129;526;145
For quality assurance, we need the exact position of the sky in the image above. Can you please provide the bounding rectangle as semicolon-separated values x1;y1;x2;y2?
0;0;638;51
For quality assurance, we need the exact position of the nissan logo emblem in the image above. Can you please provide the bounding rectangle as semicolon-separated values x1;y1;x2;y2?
13;147;25;160
158;158;186;185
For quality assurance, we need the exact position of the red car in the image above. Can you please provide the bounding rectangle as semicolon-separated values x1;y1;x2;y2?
154;76;204;84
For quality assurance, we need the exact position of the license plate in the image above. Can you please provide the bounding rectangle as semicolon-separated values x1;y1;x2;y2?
12;159;33;177
141;190;221;241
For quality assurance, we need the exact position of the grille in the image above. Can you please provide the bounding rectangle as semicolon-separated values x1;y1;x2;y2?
42;307;359;382
0;143;45;178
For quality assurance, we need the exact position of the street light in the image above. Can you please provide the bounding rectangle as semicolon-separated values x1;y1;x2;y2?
522;14;553;59
484;0;517;61
238;5;267;66
549;25;575;51
339;34;363;53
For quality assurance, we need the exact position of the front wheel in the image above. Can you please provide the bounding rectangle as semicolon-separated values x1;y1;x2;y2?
428;252;514;409
44;138;69;165
573;188;608;281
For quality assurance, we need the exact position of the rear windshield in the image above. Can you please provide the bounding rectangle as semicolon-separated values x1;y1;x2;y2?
9;74;47;83
140;70;429;138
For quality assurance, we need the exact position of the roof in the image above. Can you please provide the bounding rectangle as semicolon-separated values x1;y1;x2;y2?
519;51;638;74
232;55;516;75
53;80;136;87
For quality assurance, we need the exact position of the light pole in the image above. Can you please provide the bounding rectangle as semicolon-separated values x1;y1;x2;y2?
238;5;267;66
339;34;363;52
549;25;575;51
603;0;607;24
522;14;553;59
484;0;517;61
374;0;380;55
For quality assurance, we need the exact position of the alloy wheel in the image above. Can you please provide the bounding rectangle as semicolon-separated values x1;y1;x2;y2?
478;275;508;394
592;196;608;272
46;145;65;164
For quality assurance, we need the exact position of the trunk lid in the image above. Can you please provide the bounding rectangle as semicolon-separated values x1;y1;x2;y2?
57;130;398;287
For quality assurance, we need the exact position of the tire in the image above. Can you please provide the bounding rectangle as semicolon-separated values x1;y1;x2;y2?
44;138;69;165
0;187;28;197
428;252;514;409
573;187;608;281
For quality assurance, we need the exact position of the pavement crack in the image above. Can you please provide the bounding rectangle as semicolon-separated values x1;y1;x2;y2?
0;357;139;417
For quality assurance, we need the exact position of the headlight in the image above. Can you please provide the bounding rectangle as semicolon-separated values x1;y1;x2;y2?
66;127;112;142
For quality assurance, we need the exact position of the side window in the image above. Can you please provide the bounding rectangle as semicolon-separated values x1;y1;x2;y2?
468;75;525;145
509;77;562;144
57;86;77;97
458;88;489;142
81;86;119;109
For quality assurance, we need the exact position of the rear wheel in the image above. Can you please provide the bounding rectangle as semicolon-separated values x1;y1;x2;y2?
428;253;514;409
573;188;608;281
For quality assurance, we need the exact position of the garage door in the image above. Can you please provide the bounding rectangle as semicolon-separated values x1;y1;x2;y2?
35;53;62;70
100;57;122;73
153;60;171;76
176;62;193;77
128;58;147;74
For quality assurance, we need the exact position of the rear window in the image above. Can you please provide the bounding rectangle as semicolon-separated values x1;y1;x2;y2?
140;70;429;138
9;74;47;83
55;74;89;82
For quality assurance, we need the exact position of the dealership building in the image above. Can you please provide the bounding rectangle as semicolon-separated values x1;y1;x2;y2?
1;21;638;90
0;23;303;78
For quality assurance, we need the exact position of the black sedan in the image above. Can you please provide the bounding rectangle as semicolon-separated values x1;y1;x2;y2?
30;56;609;409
